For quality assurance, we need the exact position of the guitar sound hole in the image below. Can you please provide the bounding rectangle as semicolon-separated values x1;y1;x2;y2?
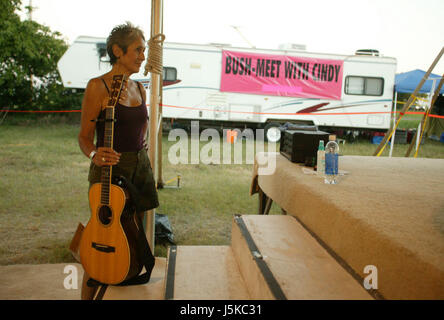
98;206;113;226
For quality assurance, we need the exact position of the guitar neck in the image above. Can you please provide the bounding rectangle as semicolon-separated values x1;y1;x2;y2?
100;74;126;206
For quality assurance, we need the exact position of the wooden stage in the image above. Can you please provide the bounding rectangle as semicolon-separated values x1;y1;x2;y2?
251;153;444;299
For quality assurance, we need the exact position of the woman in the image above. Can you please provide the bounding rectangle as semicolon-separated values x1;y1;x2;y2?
78;22;159;300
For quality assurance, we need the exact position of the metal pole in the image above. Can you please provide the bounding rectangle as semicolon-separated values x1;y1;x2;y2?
146;0;163;249
389;91;397;157
406;74;444;156
29;0;33;101
414;79;435;157
425;74;444;136
415;122;421;154
157;88;164;189
157;0;165;189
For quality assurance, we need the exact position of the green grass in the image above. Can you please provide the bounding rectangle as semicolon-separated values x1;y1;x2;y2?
0;119;443;265
396;113;423;130
0;123;90;264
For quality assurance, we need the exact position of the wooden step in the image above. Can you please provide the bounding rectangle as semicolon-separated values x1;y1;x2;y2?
231;215;373;300
102;257;166;300
164;245;250;300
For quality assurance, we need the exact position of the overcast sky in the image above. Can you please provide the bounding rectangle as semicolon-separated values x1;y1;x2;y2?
20;0;444;76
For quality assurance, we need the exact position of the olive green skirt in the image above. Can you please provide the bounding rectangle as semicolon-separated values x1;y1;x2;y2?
88;149;159;212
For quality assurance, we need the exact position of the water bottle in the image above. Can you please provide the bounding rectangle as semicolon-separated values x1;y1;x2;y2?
324;135;339;184
316;140;325;175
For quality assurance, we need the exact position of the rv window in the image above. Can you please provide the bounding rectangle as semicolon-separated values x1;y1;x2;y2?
346;77;365;95
365;78;383;95
345;76;383;96
163;67;177;81
96;43;109;62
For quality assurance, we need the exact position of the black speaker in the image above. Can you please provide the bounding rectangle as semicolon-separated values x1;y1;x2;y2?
280;130;330;166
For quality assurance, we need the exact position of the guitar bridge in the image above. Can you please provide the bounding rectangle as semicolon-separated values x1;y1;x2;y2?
92;242;116;253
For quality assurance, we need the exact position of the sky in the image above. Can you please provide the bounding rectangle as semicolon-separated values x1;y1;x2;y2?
19;0;444;76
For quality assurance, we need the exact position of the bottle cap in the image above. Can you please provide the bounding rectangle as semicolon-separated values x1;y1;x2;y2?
329;135;336;141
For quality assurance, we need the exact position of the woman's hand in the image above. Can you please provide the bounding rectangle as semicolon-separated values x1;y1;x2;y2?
93;147;121;166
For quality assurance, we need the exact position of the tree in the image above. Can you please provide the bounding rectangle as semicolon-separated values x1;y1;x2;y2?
0;0;81;111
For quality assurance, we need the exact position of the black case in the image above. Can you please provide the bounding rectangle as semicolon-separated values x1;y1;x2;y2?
280;130;330;166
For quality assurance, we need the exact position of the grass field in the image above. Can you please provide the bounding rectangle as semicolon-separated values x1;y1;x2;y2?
1;115;443;265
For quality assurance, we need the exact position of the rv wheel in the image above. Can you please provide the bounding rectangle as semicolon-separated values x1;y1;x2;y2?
264;122;282;142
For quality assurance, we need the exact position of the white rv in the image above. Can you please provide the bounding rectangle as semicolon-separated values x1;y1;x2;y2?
58;36;397;141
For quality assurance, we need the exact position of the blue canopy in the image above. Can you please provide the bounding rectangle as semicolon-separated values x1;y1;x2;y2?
395;69;443;94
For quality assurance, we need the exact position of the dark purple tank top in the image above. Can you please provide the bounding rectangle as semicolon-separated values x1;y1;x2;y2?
96;80;147;152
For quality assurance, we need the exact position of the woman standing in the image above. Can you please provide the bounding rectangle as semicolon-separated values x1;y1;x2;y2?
78;22;159;300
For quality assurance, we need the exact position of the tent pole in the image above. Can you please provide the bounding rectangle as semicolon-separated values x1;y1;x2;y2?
405;75;444;157
145;0;164;249
424;74;444;136
373;46;444;156
415;122;421;155
157;83;164;189
156;0;164;189
415;80;436;155
428;75;444;116
389;91;397;157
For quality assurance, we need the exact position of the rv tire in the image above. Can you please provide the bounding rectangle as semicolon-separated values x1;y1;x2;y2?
264;122;282;143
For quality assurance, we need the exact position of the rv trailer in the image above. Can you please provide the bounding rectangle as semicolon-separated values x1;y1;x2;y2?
58;36;397;141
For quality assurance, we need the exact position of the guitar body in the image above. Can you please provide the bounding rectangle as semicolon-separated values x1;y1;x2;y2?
80;183;141;285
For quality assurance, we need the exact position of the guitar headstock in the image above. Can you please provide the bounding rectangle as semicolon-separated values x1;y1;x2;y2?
106;74;128;107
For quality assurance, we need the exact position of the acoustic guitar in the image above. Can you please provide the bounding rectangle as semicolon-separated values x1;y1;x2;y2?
79;74;142;285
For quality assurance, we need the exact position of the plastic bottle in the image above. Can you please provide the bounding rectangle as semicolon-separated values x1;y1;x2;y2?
324;135;339;184
317;140;325;175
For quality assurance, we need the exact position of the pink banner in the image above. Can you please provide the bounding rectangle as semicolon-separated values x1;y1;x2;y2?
220;50;344;100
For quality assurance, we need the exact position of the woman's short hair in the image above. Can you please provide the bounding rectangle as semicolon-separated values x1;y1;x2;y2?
106;22;145;65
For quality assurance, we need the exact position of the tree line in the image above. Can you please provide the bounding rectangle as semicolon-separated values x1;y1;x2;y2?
0;0;83;112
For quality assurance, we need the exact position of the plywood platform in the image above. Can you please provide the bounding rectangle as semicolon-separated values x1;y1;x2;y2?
251;153;444;299
1;214;379;300
0;263;84;300
165;246;250;300
103;258;166;300
232;215;373;300
0;259;166;300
